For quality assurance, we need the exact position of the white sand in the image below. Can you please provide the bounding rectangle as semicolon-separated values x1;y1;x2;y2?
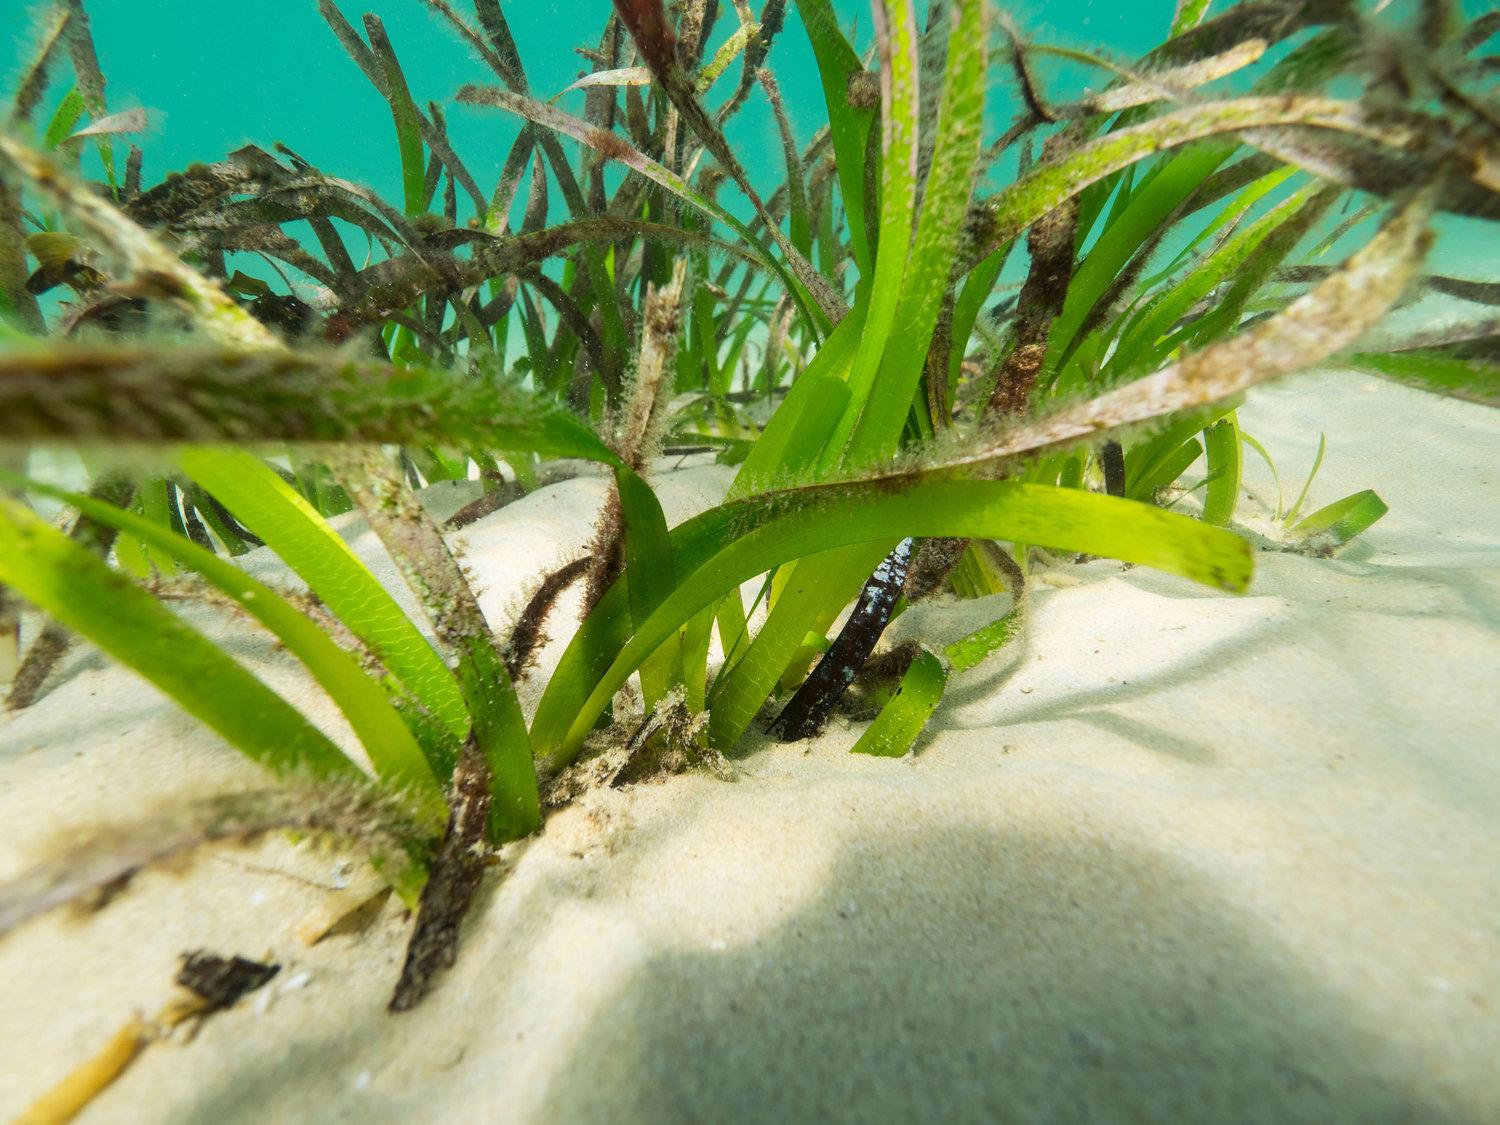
0;370;1497;1122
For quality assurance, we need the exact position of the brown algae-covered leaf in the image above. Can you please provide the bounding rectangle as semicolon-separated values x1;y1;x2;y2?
966;97;1444;267
953;183;1438;474
0;133;276;350
0;784;429;938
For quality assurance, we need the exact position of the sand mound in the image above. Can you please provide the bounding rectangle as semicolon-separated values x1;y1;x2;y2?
1;371;1496;1122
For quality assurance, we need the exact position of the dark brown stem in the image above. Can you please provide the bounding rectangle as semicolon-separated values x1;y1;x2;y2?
905;536;970;603
506;557;590;680
0;587;16;691
0;181;45;334
1100;441;1127;497
5;623;74;712
983;134;1081;420
582;482;627;618
444;462;585;531
389;732;492;1011
771;538;914;741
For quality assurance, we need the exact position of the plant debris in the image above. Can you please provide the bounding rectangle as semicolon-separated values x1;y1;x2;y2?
175;950;281;1013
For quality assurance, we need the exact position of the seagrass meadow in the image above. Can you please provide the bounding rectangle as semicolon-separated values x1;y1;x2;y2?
0;0;1498;1121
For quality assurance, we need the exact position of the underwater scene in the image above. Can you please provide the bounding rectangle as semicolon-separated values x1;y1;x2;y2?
1;0;1497;1120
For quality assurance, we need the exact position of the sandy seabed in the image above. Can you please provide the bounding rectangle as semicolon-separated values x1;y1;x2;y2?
1;370;1497;1123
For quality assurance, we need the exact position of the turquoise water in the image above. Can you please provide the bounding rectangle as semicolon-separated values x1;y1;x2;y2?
5;1;1179;208
4;1;1491;279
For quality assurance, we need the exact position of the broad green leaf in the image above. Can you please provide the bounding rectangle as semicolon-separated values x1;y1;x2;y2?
137;478;183;577
1287;489;1388;547
178;447;469;742
1346;352;1500;408
850;647;946;757
946;603;1025;674
706;542;890;749
823;0;922;466
1170;0;1214;37
0;494;360;784
715;320;874;741
1125;401;1238;499
792;0;877;274
617;466;683;709
42;89;86;150
5;473;446;813
846;0;989;461
1201;414;1242;525
1130;437;1203;501
355;16;426;216
534;479;1253;767
714;587;750;669
732;375;852;497
452;633;539;842
729;303;865;499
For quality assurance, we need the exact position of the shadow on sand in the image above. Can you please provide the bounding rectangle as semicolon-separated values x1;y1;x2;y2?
529;818;1453;1124
155;797;1483;1124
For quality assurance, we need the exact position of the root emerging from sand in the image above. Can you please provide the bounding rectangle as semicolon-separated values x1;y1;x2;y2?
392;687;730;1010
543;686;731;809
